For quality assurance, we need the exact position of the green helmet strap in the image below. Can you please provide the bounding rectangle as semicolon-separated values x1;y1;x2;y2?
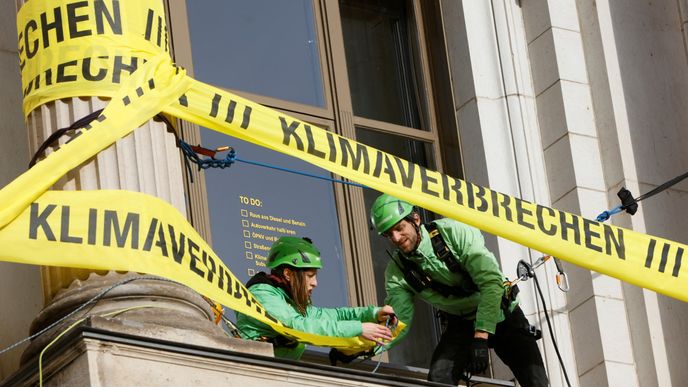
267;236;323;269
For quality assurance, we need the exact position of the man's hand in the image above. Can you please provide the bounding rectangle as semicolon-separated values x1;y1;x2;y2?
376;305;397;325
360;322;393;345
473;330;489;340
466;337;489;374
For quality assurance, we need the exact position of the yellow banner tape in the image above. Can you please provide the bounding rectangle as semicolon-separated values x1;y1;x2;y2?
8;0;403;350
0;189;403;348
4;0;686;351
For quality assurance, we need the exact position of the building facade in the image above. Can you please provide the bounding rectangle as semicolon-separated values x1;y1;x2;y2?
1;1;687;386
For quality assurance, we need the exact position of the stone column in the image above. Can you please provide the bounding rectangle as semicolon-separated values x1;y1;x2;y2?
522;1;642;386
441;1;578;384
15;0;246;364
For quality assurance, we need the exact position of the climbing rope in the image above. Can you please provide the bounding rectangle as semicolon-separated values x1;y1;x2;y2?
370;315;398;373
177;139;368;189
28;111;368;189
0;276;181;357
596;171;688;222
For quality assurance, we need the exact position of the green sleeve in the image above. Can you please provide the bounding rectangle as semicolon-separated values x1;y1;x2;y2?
307;304;379;325
381;260;415;350
251;284;370;338
444;221;505;333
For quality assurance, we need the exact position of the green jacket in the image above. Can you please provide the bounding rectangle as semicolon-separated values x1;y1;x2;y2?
235;273;380;359
384;218;510;348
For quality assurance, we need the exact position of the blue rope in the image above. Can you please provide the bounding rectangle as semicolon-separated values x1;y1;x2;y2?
179;141;236;169
179;140;367;188
233;158;367;188
595;205;623;222
371;316;398;373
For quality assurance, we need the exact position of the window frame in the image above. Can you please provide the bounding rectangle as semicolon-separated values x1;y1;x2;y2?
166;0;459;314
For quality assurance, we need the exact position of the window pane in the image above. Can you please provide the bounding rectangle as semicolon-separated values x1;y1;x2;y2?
200;128;349;310
356;127;439;367
187;1;348;309
187;0;325;107
340;0;422;129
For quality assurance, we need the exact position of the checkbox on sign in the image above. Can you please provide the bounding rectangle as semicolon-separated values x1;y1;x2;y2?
248;268;255;276
240;209;248;217
244;241;252;249
243;230;250;238
246;251;253;259
242;220;249;227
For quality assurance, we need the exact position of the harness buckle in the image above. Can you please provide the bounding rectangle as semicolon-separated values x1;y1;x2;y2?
528;325;542;340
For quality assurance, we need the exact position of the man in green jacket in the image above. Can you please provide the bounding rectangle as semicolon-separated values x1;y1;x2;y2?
370;194;547;386
236;236;396;359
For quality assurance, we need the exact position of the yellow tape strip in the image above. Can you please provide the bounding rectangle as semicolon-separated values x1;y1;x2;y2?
6;0;404;350
5;0;686;351
0;189;402;348
170;79;688;302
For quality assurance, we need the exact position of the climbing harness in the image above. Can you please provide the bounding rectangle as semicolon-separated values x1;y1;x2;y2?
596;171;688;221
426;222;467;275
389;222;477;298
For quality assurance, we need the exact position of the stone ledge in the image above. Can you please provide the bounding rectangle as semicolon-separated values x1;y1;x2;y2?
2;325;448;387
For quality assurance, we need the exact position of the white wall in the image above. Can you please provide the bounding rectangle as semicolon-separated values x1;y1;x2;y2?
441;1;578;385
602;1;688;385
443;0;688;386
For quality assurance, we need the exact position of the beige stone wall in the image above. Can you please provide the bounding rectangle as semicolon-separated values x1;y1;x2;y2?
574;1;688;386
0;3;43;380
443;0;688;386
584;1;688;385
441;1;577;384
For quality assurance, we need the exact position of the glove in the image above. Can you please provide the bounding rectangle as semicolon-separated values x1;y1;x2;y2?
466;337;489;374
328;348;374;366
329;348;358;365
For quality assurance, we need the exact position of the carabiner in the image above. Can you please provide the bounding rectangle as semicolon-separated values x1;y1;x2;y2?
556;272;569;292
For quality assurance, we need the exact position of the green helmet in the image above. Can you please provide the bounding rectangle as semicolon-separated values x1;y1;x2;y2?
370;194;414;234
267;236;322;269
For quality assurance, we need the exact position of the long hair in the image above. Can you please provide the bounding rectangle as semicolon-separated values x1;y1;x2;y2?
272;266;311;315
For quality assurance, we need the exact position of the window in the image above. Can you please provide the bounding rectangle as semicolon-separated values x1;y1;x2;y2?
339;0;446;367
170;0;460;369
340;0;421;128
356;128;439;366
184;0;347;309
187;0;325;108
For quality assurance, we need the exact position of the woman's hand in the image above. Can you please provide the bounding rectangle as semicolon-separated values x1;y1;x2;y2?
376;305;397;325
360;322;393;345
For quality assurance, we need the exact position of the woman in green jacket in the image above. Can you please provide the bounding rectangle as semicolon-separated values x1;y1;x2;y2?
235;236;396;359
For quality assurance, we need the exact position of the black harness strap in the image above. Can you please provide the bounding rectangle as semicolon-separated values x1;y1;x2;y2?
426;222;477;292
426;222;462;273
393;222;477;298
